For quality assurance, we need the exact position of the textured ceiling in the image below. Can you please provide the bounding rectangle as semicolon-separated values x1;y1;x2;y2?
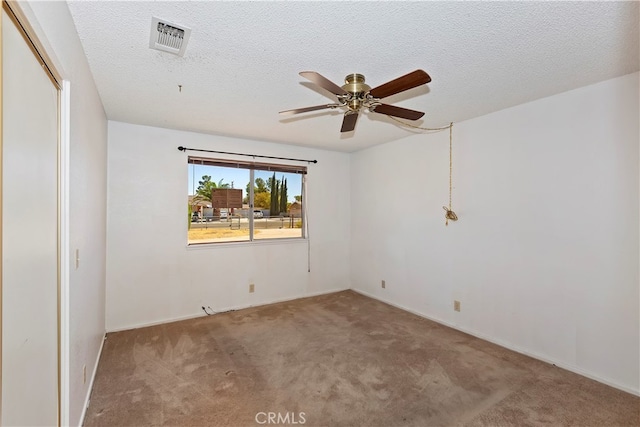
67;1;638;153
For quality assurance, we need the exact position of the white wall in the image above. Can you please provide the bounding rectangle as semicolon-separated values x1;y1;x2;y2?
24;2;108;425
106;122;350;331
350;72;639;394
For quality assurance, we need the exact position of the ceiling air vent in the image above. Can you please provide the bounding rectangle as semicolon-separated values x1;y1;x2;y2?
149;17;191;57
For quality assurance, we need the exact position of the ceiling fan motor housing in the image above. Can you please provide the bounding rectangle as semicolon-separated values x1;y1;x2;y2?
341;74;371;111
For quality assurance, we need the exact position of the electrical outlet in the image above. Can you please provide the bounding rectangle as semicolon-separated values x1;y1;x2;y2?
381;280;386;289
249;284;255;293
83;365;87;384
454;300;461;312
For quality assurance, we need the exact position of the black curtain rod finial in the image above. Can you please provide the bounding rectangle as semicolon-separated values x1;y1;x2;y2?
178;146;186;151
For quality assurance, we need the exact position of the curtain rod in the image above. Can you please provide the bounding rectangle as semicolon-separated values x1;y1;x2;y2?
178;146;318;164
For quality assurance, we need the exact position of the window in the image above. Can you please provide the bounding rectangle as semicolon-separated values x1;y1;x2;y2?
188;157;305;244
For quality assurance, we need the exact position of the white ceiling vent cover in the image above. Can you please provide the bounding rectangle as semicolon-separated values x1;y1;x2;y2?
149;17;191;57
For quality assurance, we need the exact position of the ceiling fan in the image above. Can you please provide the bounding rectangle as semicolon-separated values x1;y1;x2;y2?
280;69;431;133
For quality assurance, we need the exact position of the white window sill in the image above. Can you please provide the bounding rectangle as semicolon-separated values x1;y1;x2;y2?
186;237;307;250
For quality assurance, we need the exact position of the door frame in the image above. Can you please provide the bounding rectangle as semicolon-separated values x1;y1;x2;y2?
1;1;69;425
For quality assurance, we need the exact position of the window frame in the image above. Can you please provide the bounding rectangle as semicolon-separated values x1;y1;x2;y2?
187;156;306;246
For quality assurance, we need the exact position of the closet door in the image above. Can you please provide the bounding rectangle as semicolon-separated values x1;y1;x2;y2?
2;7;60;426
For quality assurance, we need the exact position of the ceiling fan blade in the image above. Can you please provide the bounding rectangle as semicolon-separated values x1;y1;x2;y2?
340;112;358;133
369;69;432;99
371;103;425;120
299;71;348;96
279;104;340;115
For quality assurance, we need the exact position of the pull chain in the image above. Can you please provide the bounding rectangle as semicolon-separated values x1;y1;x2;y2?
386;116;458;225
443;122;458;226
449;121;452;213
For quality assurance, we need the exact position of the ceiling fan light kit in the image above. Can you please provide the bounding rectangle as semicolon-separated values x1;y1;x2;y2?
280;69;432;133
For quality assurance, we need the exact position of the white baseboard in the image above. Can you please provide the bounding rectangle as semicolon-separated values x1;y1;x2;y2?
351;288;640;397
78;331;107;427
106;287;349;333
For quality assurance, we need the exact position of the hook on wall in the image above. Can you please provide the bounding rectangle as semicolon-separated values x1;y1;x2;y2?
443;206;458;226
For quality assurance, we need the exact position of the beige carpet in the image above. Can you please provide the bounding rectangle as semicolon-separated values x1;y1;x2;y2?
85;291;639;426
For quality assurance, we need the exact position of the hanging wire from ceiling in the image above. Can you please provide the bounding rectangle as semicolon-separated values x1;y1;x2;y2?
387;117;458;225
385;115;451;131
443;123;458;226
